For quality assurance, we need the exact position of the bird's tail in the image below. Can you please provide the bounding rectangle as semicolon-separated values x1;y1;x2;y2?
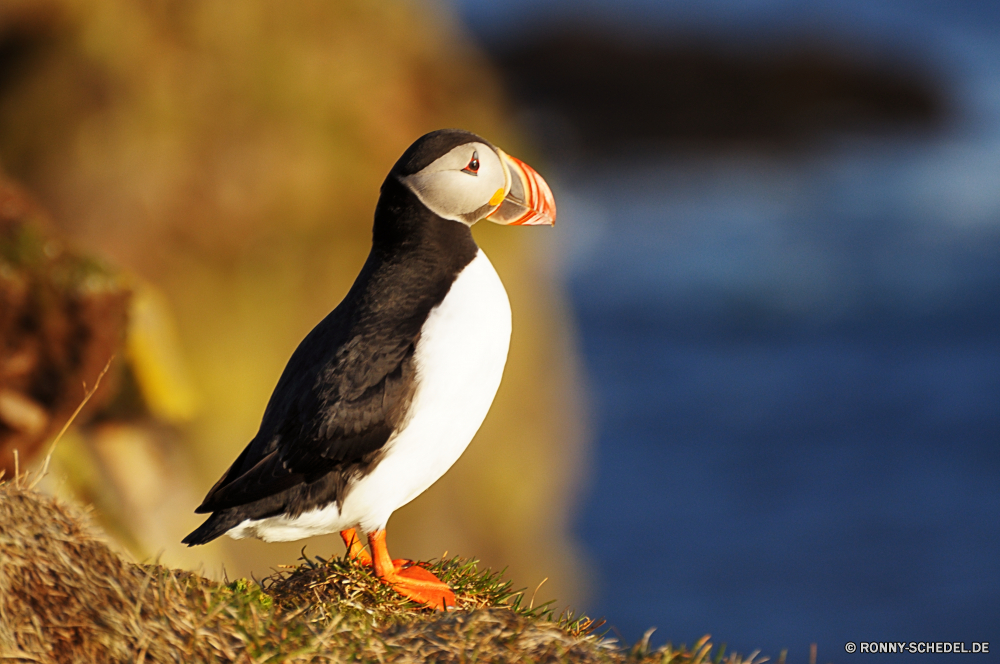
182;510;242;546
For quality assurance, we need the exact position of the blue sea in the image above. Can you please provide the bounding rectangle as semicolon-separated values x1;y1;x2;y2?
559;149;1000;661
452;1;1000;660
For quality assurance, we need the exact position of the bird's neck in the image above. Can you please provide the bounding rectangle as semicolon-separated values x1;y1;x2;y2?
371;177;478;268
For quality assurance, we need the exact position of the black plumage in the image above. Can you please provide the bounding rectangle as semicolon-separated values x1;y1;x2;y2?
183;132;481;546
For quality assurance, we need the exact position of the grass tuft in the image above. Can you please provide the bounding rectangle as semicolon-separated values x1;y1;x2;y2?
260;549;603;640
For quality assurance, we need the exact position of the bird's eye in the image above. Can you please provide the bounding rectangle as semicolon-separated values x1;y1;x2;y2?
462;151;480;175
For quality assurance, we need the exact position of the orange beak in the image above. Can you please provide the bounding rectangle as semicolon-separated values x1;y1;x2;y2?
487;152;557;226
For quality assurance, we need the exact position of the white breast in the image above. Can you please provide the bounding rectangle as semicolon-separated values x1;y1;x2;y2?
228;249;511;541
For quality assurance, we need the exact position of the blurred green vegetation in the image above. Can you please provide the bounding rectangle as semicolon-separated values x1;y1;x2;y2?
0;0;588;606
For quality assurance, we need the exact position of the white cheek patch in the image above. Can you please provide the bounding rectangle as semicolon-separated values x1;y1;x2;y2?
406;170;490;218
400;143;507;224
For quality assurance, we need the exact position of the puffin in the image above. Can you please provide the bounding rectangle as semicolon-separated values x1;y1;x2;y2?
183;129;556;609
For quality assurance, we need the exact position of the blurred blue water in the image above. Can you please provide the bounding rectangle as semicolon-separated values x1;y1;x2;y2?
559;148;1000;660
450;1;1000;660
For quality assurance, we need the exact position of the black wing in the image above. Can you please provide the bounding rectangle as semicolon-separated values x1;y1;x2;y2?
192;241;443;513
192;182;479;518
194;306;419;514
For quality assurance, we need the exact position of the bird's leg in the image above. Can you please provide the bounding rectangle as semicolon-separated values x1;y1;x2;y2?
340;528;373;566
342;527;414;569
367;529;456;610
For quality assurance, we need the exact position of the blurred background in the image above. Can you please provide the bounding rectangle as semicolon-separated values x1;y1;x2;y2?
2;0;998;661
447;0;998;661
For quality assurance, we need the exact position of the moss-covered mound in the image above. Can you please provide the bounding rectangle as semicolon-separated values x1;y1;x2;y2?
0;479;758;663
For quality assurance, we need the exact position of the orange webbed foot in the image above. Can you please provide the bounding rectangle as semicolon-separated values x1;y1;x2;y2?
384;563;456;609
367;530;456;610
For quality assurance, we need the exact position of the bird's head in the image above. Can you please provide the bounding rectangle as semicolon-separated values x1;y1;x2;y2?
390;129;556;227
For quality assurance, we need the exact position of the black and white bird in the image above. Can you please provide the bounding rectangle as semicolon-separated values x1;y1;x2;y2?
183;129;556;608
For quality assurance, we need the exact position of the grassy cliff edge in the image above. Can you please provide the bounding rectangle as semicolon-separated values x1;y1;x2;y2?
0;479;761;663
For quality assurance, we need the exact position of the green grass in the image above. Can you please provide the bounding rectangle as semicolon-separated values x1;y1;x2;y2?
259;549;602;634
